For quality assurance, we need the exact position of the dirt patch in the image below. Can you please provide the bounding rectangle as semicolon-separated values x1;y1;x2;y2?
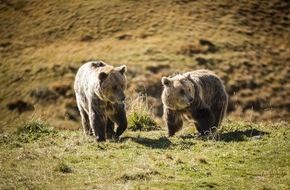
7;99;34;113
177;39;218;57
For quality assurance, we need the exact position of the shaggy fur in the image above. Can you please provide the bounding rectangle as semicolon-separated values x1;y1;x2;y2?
74;61;127;142
161;69;228;136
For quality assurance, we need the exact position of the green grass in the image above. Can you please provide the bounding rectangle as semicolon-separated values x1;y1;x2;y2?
128;111;160;131
0;117;56;147
0;119;289;190
0;2;289;189
127;95;161;132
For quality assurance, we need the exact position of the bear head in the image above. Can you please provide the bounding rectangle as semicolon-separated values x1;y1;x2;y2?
97;65;127;104
161;74;194;110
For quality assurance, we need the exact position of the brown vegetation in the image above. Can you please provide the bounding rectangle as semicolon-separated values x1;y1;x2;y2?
0;0;289;131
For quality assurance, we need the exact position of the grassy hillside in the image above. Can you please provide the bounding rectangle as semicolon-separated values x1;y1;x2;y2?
0;1;289;188
0;118;289;189
0;0;289;132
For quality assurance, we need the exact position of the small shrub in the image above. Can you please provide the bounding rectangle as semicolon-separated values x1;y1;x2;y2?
128;111;159;131
127;95;160;131
128;95;161;131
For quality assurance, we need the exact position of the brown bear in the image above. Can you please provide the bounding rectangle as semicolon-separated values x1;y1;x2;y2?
74;61;127;142
161;69;228;136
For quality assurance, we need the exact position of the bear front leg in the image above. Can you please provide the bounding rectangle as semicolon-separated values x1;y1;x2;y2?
191;107;215;135
89;109;107;142
110;103;127;141
164;108;183;137
106;118;115;139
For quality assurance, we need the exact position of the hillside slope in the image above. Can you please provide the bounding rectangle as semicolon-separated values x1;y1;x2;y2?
0;0;289;131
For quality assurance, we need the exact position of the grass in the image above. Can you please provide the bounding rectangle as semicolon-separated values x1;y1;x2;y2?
0;117;56;147
127;95;161;132
0;118;289;190
0;0;289;130
0;1;289;188
128;111;159;131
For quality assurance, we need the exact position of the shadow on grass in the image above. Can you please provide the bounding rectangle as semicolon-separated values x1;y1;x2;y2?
121;136;171;149
179;128;270;142
120;128;269;149
218;128;269;142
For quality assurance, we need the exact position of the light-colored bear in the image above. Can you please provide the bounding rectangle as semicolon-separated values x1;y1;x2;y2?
74;61;127;142
161;69;228;136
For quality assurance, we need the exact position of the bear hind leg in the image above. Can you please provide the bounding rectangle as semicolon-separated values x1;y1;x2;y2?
192;108;215;135
211;100;228;130
78;106;92;136
212;108;223;130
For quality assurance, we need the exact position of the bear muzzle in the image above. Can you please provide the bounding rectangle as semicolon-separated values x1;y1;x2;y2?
184;94;194;106
120;93;125;101
114;93;125;103
188;97;194;104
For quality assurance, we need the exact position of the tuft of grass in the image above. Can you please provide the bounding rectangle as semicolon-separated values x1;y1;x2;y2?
193;156;208;164
55;161;73;174
128;111;159;131
0;117;57;146
119;173;150;182
119;169;160;182
18;117;54;134
127;95;160;131
174;157;183;164
16;117;56;143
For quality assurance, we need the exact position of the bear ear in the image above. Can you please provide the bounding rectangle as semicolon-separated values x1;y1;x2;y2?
185;73;191;79
115;65;127;75
161;77;171;86
91;61;106;68
99;72;108;82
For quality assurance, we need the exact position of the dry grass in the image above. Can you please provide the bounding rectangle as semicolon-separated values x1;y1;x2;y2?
0;0;289;133
0;1;289;186
126;94;161;131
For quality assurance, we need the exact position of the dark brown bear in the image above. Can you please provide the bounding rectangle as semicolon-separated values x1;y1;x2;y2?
74;61;127;142
161;70;228;136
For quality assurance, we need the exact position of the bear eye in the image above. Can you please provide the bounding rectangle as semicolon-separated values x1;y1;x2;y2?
180;89;185;95
112;85;117;91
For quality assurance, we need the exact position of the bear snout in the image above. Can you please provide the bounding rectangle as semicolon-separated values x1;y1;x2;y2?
120;94;125;101
188;97;194;103
115;91;125;102
185;93;194;105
